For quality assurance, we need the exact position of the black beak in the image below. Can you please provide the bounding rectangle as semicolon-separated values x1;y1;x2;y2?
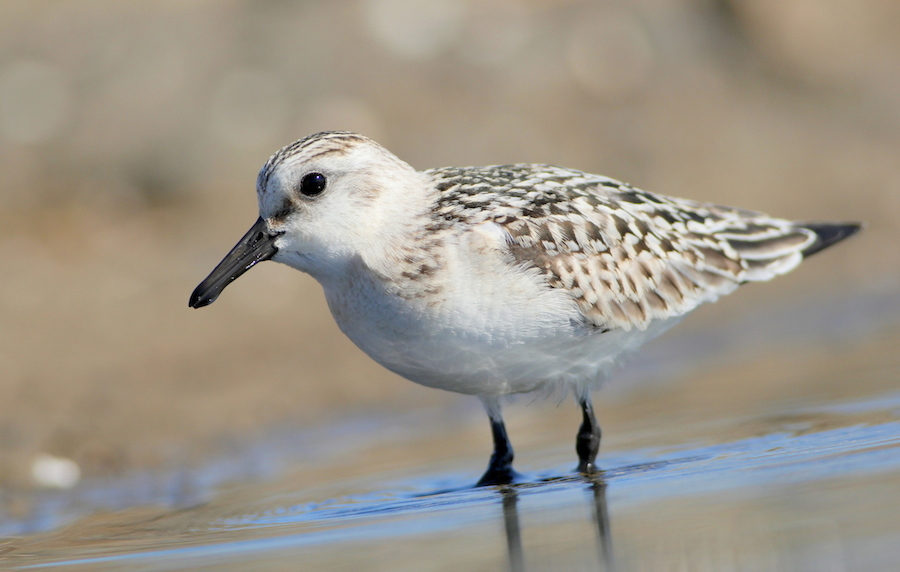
189;217;280;308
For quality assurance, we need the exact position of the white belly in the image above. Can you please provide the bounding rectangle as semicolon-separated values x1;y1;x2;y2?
317;236;678;397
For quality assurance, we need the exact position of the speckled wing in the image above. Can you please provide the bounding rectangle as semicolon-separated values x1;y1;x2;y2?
430;164;857;332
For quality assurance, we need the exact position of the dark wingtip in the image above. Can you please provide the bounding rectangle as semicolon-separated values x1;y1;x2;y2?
799;222;863;258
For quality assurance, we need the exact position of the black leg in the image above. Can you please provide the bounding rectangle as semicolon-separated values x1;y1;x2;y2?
576;395;601;473
478;414;517;486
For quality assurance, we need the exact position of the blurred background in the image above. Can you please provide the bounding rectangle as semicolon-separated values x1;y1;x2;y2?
0;0;898;526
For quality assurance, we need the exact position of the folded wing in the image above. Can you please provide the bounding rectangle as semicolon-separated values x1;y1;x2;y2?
498;178;860;332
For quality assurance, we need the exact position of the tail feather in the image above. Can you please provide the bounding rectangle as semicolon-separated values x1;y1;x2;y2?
722;220;861;284
797;222;862;258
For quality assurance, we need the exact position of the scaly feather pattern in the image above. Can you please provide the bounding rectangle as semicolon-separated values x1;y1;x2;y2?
427;163;852;332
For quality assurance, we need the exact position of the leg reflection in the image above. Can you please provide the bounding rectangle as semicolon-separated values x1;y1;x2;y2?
498;475;614;572
501;487;525;572
588;474;615;571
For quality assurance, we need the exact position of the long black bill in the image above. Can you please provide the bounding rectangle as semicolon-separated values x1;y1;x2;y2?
189;217;279;309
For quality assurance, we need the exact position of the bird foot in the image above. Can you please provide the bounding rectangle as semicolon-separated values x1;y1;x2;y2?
576;460;600;475
477;466;521;487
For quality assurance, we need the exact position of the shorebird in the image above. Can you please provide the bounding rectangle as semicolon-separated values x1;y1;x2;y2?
190;131;860;485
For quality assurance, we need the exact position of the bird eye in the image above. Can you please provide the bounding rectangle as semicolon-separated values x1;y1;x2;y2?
299;172;327;197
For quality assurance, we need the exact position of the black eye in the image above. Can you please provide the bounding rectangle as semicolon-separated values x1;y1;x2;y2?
299;172;327;197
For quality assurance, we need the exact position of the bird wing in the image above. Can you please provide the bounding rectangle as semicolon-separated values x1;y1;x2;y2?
429;164;849;332
490;168;821;331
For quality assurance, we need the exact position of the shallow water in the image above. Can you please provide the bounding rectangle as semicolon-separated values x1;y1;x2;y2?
5;392;900;570
3;287;900;571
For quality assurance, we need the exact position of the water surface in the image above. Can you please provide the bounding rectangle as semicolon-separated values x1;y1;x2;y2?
3;289;900;571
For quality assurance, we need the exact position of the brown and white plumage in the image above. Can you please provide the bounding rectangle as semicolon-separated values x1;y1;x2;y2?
191;131;860;483
427;163;857;333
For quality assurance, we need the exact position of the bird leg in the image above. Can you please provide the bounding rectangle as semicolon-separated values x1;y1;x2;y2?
576;395;601;473
477;398;517;486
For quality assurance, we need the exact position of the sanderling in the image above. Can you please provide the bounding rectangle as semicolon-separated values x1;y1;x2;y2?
190;131;860;485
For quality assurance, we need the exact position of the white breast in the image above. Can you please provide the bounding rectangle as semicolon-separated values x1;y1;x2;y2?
318;222;675;397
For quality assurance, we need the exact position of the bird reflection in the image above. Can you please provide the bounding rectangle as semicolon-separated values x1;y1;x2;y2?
501;488;525;572
498;473;614;572
590;477;614;571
